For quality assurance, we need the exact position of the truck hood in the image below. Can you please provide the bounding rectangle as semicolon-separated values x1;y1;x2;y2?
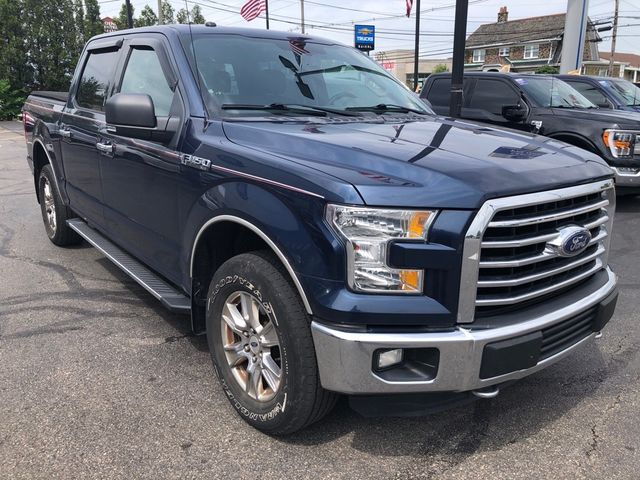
222;116;612;209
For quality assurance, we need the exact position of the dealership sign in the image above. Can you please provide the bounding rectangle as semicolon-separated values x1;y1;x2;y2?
354;25;375;51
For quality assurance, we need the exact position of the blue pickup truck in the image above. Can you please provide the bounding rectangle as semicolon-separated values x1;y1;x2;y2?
23;25;618;434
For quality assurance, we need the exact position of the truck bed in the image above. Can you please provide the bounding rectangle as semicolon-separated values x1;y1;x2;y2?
30;91;69;103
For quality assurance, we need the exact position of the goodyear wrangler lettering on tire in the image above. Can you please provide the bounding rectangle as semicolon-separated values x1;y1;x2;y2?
205;251;337;434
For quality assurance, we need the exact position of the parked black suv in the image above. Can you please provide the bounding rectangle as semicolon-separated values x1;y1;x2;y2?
422;73;640;192
558;75;640;113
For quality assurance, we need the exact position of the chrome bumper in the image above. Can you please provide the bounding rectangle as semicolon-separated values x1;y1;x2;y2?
311;267;617;395
612;166;640;187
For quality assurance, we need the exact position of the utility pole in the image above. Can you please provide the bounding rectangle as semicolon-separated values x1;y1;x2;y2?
449;0;469;117
413;0;421;92
608;0;619;77
125;0;134;28
158;0;163;24
300;0;305;34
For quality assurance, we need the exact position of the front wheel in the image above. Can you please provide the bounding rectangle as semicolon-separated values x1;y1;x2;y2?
206;251;337;434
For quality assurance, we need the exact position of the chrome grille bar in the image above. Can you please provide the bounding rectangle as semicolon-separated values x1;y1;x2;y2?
456;179;615;324
487;199;609;228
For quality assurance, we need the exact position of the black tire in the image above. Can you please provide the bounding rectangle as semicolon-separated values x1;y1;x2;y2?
206;250;338;435
38;165;81;246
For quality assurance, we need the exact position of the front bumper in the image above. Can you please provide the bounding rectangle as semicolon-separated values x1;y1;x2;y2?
311;267;617;395
612;166;640;187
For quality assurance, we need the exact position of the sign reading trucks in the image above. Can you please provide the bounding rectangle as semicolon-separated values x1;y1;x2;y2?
354;24;375;51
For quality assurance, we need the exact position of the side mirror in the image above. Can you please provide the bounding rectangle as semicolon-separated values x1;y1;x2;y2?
105;93;173;142
597;101;610;109
502;104;528;122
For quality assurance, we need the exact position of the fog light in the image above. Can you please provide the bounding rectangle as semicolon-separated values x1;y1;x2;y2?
376;349;404;370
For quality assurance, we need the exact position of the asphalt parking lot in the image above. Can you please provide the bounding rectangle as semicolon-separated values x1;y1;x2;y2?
1;119;639;479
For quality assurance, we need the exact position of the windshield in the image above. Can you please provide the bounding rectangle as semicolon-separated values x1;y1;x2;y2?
600;79;640;107
185;33;432;117
515;77;596;108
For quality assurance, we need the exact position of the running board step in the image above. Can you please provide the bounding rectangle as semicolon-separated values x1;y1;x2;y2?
67;219;191;314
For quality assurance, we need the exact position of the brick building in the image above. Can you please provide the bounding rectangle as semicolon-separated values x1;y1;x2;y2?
102;17;118;33
464;7;600;73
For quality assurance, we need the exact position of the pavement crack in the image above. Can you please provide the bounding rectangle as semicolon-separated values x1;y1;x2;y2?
586;424;599;458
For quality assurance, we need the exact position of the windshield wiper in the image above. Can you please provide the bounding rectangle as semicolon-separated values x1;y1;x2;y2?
345;104;429;115
221;103;341;117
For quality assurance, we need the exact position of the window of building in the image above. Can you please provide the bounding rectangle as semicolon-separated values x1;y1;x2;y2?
76;49;120;111
523;44;540;60
499;47;510;57
120;48;175;117
472;49;486;63
470;79;520;116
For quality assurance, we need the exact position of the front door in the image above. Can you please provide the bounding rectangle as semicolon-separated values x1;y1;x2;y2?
100;38;186;283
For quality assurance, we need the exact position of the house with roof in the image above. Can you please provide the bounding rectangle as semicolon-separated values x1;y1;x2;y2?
464;7;600;73
582;52;640;82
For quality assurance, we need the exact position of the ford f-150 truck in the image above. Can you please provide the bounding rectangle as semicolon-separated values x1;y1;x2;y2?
421;72;640;192
23;25;618;434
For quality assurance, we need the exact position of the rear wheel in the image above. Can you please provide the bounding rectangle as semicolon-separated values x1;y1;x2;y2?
206;251;338;434
38;165;80;246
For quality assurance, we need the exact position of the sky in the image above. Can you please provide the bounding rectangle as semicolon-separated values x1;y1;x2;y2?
100;0;640;59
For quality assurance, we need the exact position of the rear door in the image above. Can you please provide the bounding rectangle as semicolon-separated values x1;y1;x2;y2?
59;41;122;225
99;35;186;283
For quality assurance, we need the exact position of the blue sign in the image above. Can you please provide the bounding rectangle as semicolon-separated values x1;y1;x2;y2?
355;25;375;51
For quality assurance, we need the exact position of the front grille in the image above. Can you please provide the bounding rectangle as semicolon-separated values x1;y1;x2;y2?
474;188;612;317
540;307;597;360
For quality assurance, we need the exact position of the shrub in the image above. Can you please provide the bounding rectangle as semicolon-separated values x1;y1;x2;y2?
0;80;26;120
535;65;560;74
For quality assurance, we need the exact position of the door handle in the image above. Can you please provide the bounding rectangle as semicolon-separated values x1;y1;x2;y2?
59;128;72;138
96;142;114;154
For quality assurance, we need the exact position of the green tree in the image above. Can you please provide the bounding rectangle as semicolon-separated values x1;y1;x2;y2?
535;65;560;74
136;5;158;27
115;2;135;30
0;0;32;89
84;0;104;38
74;0;85;44
432;64;449;73
160;0;174;24
25;0;79;90
0;79;26;120
191;5;206;23
177;4;206;24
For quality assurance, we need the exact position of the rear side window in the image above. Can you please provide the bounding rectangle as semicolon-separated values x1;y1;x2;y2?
564;81;611;108
76;49;120;111
120;48;174;117
425;78;451;106
470;79;520;115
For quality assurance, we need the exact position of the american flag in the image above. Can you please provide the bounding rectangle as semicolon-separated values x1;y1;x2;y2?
240;0;267;22
406;0;413;17
289;38;309;56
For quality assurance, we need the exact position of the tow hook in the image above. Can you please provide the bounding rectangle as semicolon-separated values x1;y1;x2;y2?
595;332;603;339
472;386;500;399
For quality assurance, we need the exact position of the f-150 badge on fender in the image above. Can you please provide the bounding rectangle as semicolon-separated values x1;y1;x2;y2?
181;154;211;171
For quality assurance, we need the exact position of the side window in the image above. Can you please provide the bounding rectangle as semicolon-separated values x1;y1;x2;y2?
426;78;452;106
120;48;174;117
565;81;611;108
76;49;120;111
470;79;520;116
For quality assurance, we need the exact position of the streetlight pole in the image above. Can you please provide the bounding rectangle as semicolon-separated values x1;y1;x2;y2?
301;0;305;34
449;0;469;117
158;0;163;24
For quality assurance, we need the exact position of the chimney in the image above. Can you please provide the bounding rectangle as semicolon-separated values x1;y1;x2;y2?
498;6;509;23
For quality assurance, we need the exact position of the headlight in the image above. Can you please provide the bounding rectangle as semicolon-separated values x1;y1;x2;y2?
603;129;639;159
326;205;437;294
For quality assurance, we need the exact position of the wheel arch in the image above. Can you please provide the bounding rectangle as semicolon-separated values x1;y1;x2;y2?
189;215;315;333
548;132;600;155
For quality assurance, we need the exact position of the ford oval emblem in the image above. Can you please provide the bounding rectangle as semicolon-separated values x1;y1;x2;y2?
548;226;592;258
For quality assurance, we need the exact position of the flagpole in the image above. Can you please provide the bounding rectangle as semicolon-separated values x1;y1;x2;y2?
413;0;421;91
300;0;305;34
265;0;270;29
